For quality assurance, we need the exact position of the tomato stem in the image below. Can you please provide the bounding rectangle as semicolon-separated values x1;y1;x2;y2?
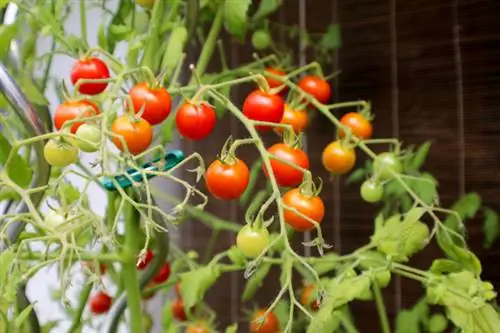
68;280;93;333
372;280;391;333
79;0;89;50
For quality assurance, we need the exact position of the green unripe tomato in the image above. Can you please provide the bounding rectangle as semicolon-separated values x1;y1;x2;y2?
360;180;384;203
44;138;79;167
252;30;271;50
236;224;270;259
75;123;101;152
375;270;391;288
142;312;153;332
428;314;448;333
373;152;403;180
136;0;155;9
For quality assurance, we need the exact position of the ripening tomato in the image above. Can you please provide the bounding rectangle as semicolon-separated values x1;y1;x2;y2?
250;309;280;333
142;282;156;300
373;152;403;180
265;143;309;187
275;104;308;134
44;138;79;167
282;188;325;232
128;83;172;125
75;123;100;152
301;284;320;311
54;100;100;134
137;249;154;270
243;90;285;131
82;261;107;275
205;158;250;200
187;323;211;333
152;262;171;284
89;291;112;314
252;30;271;50
136;0;155;9
171;298;188;321
360;180;384;203
298;75;331;104
339;112;373;139
236;225;270;259
264;67;288;94
111;115;153;155
176;101;216;140
321;140;356;175
71;57;110;95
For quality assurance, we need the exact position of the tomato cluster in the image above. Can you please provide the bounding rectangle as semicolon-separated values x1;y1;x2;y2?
250;309;280;333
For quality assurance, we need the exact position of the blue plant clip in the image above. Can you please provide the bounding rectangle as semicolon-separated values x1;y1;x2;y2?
100;149;185;191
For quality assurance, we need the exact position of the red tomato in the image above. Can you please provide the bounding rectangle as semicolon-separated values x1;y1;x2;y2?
187;323;210;333
71;57;110;95
250;309;280;333
136;249;154;270
175;101;216;140
339;112;373;139
282;188;325;231
127;83;172;125
298;75;332;104
205;158;250;200
89;291;112;314
152;262;171;284
111;115;152;155
321;140;356;175
275;104;308;134
264;67;288;94
82;261;107;275
264;143;309;187
171;298;188;321
301;284;320;311
175;282;181;297
54;100;100;134
243;90;285;131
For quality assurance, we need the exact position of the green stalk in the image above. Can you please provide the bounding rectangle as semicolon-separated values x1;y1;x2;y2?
68;281;93;333
372;281;391;333
79;0;88;49
121;189;142;332
142;0;165;71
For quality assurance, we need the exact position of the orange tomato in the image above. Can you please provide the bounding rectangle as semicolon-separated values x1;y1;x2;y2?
275;104;308;134
111;115;152;155
321;140;356;175
282;188;325;232
301;284;320;311
264;67;288;94
339;112;373;139
250;309;280;333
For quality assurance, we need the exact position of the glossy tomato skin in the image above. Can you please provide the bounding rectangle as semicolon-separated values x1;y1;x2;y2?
250;309;280;333
339;112;373;139
205;158;250;200
171;298;188;321
321;141;356;175
276;104;308;134
89;291;112;315
265;143;309;187
71;58;110;95
128;83;172;125
282;188;325;232
153;262;171;284
236;225;270;259
75;124;100;152
301;284;320;311
111;115;152;155
298;75;332;104
175;102;216;140
243;90;285;131
137;249;154;270
54;100;100;134
43;139;79;167
264;68;288;94
360;180;384;203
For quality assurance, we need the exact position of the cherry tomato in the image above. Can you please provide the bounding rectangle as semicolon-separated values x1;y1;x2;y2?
128;83;172;125
152;262;171;284
265;143;309;187
205;158;250;200
111;115;153;155
136;249;154;270
321;140;356;175
275;104;308;134
360;180;384;203
187;323;210;333
375;270;391;288
300;284;320;311
264;67;287;94
252;30;271;50
298;75;331;104
250;309;280;333
136;0;155;9
71;57;110;95
44;138;79;167
89;291;112;314
75;123;100;152
171;298;188;321
282;188;325;232
373;152;403;180
339;112;373;139
243;90;285;131
236;225;270;259
54;100;100;134
175;101;216;140
82;261;107;275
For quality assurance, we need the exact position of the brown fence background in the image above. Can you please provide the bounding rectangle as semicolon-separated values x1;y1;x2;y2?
176;0;500;331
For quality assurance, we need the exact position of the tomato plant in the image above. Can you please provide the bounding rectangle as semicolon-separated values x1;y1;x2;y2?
276;104;308;134
282;188;325;232
360;179;384;203
136;249;154;270
250;309;280;333
373;152;403;180
171;298;188;321
43;138;79;167
339;112;373;139
71;57;110;96
265;143;309;187
236;224;270;259
111;115;153;155
321;140;356;175
243;90;285;131
53;100;100;134
127;83;172;125
75;123;100;152
298;75;332;104
176;101;216;140
89;291;112;315
205;158;250;200
300;284;320;311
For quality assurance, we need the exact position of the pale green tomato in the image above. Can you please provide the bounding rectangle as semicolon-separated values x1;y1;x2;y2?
76;123;101;152
252;30;271;50
236;225;270;259
375;270;391;288
373;152;403;180
44;210;66;229
428;314;447;333
44;138;79;167
360;180;384;203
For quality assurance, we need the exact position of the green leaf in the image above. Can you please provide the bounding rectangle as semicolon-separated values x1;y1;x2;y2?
483;207;500;249
40;321;59;333
402;207;426;225
0;250;14;285
224;0;251;39
0;133;33;188
410;173;438;206
436;228;482;275
395;310;420;333
109;24;132;41
253;0;282;21
225;324;238;333
409;141;432;171
319;24;342;50
161;26;188;78
97;24;109;51
14;303;34;328
0;0;10;9
429;259;462;274
179;265;220;309
345;168;365;184
273;299;290;331
226;245;247;266
161;300;174;328
0;24;18;61
311;253;339;275
242;262;271;301
19;72;49;105
307;308;341;333
444;193;482;233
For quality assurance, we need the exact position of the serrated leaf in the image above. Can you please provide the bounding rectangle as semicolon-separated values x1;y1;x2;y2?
401;207;426;225
242;262;271;301
224;0;251;39
179;265;220;309
0;24;17;61
436;229;482;275
253;0;282;21
483;207;500;249
410;173;438;206
444;193;481;233
429;259;462;274
319;24;341;50
311;253;339;275
409;141;432;171
0;132;33;188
